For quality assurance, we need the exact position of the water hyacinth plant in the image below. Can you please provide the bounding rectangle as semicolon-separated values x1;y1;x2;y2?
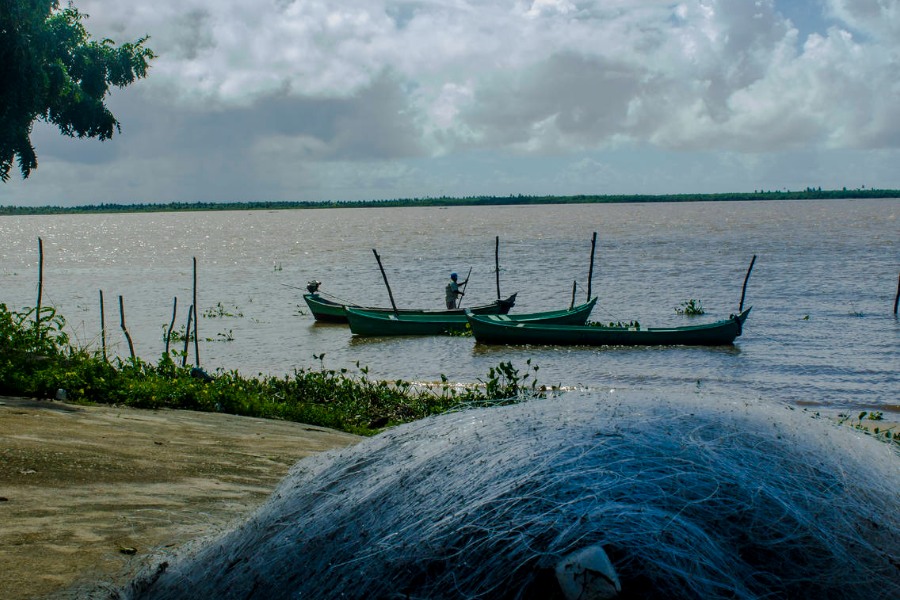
202;302;243;318
676;299;705;315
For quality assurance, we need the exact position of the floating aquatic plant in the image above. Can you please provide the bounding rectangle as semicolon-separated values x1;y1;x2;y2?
676;299;705;315
202;302;243;319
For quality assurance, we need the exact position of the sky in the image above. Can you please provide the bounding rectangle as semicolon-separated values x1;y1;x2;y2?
3;0;899;206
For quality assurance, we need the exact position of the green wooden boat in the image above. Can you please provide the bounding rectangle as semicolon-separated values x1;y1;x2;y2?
345;297;597;337
467;307;751;346
303;292;518;324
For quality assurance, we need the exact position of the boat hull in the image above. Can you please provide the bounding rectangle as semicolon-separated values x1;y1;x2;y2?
304;293;518;324
346;298;597;337
467;308;751;346
302;294;348;322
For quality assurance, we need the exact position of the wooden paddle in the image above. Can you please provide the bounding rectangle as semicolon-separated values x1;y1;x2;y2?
457;266;473;308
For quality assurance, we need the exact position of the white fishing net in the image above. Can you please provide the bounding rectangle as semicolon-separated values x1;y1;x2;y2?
109;391;899;599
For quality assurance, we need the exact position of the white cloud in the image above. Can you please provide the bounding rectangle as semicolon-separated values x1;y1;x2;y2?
69;0;897;154
825;0;900;39
526;0;577;18
3;0;898;206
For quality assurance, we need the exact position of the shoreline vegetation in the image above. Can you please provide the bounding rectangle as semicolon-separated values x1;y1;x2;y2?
1;188;898;216
3;302;897;446
0;303;546;437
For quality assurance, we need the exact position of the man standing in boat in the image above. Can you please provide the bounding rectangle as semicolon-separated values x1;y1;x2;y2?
445;272;468;309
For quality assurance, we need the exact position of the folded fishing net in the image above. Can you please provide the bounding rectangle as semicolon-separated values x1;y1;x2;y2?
109;391;899;599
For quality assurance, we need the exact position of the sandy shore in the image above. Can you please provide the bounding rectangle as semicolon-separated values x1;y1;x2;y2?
0;395;361;600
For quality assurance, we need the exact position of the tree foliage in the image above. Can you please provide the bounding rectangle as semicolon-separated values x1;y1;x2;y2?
0;0;154;181
1;188;898;216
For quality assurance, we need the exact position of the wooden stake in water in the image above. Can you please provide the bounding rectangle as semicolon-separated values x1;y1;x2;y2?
372;249;399;313
894;273;899;315
165;297;178;356
35;237;43;333
587;232;597;302
118;295;136;361
193;257;200;367
183;305;194;367
739;255;757;312
495;236;501;300
99;290;107;362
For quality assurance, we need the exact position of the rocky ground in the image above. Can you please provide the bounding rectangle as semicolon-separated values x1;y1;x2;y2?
0;396;360;599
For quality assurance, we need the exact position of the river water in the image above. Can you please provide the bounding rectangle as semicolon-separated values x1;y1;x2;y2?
1;200;897;414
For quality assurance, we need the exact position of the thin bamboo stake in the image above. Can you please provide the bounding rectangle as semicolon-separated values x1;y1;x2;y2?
372;249;399;313
118;295;136;361
495;236;501;300
35;237;43;333
893;273;899;315
165;297;178;356
587;231;597;302
183;305;193;367
99;290;107;362
193;257;200;367
739;255;757;312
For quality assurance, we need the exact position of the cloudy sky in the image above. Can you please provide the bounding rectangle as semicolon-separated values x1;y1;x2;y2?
3;0;899;206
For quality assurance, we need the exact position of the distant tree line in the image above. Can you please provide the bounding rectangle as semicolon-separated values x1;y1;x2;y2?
0;189;898;216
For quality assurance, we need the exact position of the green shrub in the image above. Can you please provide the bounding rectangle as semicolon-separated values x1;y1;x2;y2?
0;304;545;435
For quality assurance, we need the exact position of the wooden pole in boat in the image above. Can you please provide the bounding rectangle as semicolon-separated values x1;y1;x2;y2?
165;297;178;356
457;266;473;308
35;237;43;334
192;257;200;367
118;295;136;362
893;273;899;315
372;249;399;313
570;280;577;310
586;231;597;302
739;255;757;312
495;236;501;300
99;290;107;362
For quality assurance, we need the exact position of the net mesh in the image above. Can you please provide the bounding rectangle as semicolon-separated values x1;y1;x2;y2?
108;391;899;599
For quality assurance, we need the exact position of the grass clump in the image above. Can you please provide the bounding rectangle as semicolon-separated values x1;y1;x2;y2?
1;303;544;436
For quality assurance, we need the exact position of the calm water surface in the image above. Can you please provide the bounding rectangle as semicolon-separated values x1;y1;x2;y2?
1;200;897;414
